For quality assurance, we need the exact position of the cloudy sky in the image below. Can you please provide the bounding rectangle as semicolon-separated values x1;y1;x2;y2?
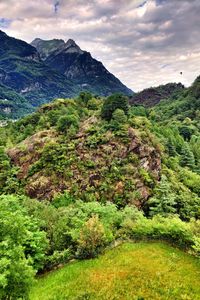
0;0;200;92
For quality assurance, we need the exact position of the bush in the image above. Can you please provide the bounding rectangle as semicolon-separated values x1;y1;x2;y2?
110;108;127;130
121;215;194;249
101;93;129;121
57;114;79;132
0;195;47;299
78;91;93;105
44;249;71;269
76;215;107;259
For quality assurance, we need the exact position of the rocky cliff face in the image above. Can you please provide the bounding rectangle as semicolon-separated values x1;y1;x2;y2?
33;38;133;96
129;83;184;107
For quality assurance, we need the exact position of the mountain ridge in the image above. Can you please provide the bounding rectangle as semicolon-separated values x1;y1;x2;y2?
0;30;133;118
32;37;133;96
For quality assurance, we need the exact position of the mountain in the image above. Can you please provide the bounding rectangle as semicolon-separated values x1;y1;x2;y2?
0;30;81;116
32;38;133;96
0;30;133;118
129;83;184;107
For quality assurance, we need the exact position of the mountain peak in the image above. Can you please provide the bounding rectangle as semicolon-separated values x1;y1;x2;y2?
66;39;77;47
31;38;65;60
63;39;83;54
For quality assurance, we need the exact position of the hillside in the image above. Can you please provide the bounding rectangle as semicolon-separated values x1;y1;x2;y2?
4;95;161;206
0;83;33;119
33;37;133;96
0;84;199;218
129;83;184;107
1;84;200;299
151;76;200;123
30;242;200;300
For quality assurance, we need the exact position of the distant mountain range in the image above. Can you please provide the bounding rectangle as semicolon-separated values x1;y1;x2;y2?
0;30;133;118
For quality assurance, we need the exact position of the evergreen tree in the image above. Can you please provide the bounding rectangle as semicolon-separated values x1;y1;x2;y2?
148;175;177;216
180;142;195;170
167;137;177;157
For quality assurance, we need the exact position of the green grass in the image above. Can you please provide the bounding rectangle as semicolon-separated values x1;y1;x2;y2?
30;242;200;300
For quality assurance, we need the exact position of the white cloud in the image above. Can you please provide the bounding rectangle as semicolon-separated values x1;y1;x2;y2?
0;0;200;91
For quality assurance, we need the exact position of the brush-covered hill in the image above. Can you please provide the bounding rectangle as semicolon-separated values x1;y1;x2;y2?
0;86;199;220
129;82;184;107
151;76;200;124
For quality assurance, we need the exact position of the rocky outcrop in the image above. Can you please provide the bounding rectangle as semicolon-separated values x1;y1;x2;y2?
6;124;161;205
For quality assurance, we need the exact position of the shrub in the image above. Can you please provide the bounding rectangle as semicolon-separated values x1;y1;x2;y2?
121;215;194;249
44;249;71;269
101;93;129;121
78;91;93;105
0;195;47;299
110;108;127;130
57;114;79;132
76;215;107;259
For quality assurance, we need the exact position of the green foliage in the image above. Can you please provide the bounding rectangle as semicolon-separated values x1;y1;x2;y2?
56;114;79;132
101;93;129;121
87;98;99;110
180;142;195;170
121;215;194;248
179;125;194;141
0;195;47;299
148;175;176;216
110;108;127;130
179;168;200;196
78;91;93;104
52;191;75;208
76;215;107;258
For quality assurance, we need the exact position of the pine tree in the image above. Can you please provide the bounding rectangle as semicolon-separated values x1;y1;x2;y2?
167;137;177;156
180;142;195;170
148;175;176;216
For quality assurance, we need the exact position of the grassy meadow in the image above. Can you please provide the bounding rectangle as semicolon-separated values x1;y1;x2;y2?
30;242;200;300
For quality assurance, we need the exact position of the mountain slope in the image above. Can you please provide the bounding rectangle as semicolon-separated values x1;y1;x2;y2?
0;30;79;112
33;38;133;96
129;83;184;107
0;83;33;119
